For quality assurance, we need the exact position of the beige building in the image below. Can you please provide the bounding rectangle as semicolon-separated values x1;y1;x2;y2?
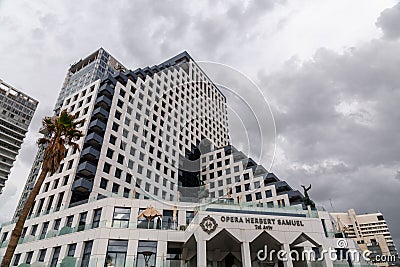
331;209;399;266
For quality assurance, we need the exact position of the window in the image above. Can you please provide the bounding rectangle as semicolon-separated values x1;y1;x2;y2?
36;198;44;215
30;224;38;236
137;241;157;267
53;178;59;189
1;232;7;243
117;99;124;108
103;162;111;173
186;211;195;225
120;141;126;150
125;173;132;184
45;195;54;213
25;251;33;264
67;160;74;170
39;221;49;240
43;182;50;192
122;129;129;138
145;183;150;192
50;246;61;267
92;208;102;228
162;210;177;230
267;201;274;208
21;227;27;238
218;190;224;197
53;219;61;230
109;135;117;145
66;215;74;227
68;243;77;257
255;192;262;200
38;249;46;262
106;148;114;158
100;178;108;190
112;207;130;228
105;239;128;267
245;183;251;191
13;254;21;266
112;122;119;132
235;185;241;193
112;183;120;194
123;188;130;198
63;175;69;186
265;190;273;198
137;165;143;174
55;192;64;211
78;212;88;231
244;173;250;180
115;167;122;178
81;240;93;267
246;194;252;202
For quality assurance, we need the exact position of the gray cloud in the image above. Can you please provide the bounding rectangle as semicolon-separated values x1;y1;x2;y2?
395;171;400;182
257;31;400;248
376;2;400;40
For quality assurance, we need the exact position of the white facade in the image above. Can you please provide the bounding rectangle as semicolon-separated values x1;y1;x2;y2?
0;79;38;194
1;198;368;267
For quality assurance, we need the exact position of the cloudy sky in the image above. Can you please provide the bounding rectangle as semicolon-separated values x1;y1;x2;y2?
1;0;399;248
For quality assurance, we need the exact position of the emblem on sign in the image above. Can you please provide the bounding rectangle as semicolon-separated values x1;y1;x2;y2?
200;215;218;234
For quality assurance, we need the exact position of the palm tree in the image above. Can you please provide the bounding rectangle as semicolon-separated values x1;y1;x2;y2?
1;110;85;267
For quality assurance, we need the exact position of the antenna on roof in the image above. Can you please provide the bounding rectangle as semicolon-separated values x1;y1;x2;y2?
329;198;335;212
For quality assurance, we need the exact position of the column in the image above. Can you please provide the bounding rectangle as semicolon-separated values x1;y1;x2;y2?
127;239;138;266
197;239;207;267
241;241;252;266
282;243;294;267
321;246;334;267
156;240;167;267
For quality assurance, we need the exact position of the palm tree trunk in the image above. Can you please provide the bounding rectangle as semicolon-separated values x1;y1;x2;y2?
1;168;48;267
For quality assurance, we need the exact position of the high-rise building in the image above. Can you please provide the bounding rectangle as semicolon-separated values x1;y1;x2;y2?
13;48;126;219
1;52;366;267
54;48;126;114
331;209;399;266
0;79;38;194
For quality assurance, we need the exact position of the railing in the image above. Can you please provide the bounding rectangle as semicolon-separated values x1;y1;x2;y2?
197;200;320;218
1;193;326;230
0;256;195;267
0;219;189;248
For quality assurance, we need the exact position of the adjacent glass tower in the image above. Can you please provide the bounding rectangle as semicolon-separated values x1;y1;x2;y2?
0;79;38;194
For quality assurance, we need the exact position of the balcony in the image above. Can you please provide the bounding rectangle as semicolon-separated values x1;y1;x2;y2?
72;177;93;193
88;119;106;133
98;83;114;97
95;95;112;109
92;106;109;120
76;161;97;177
84;132;103;146
80;146;100;161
